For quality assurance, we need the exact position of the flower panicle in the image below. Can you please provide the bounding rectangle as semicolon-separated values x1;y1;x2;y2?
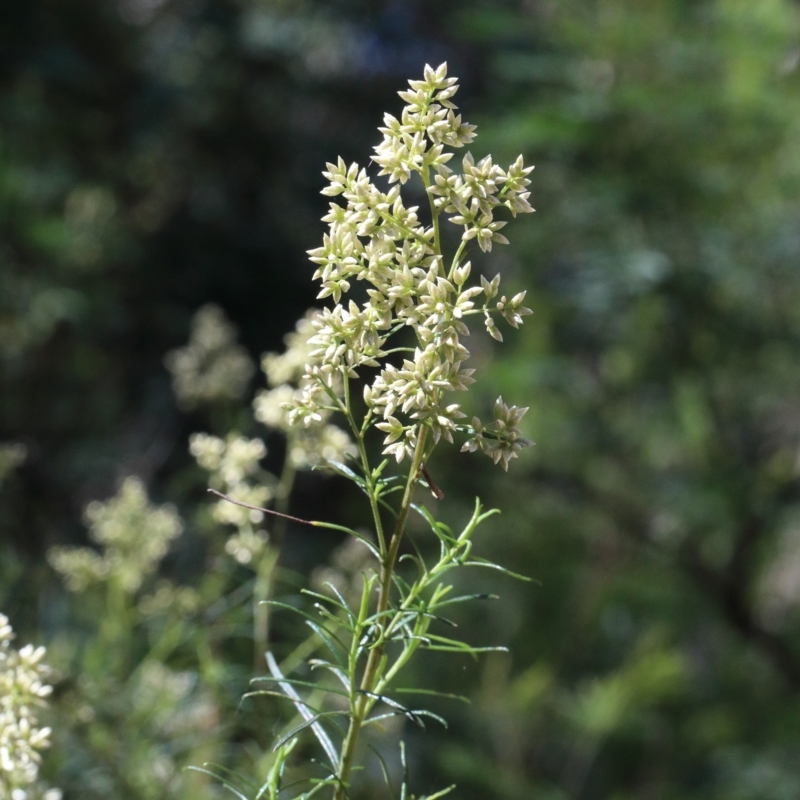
461;397;534;472
294;63;534;470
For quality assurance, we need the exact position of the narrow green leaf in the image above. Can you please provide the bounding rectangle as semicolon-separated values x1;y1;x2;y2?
411;503;458;544
272;711;345;752
356;689;447;729
412;708;449;728
309;522;382;559
305;620;347;666
400;741;409;800
398;552;428;584
394;687;472;704
423;633;477;648
372;458;390;482
243;689;322;706
278;773;335;796
309;659;350;691
433;593;500;608
263;601;349;661
377;494;400;519
368;744;398;800
461;558;534;582
378;481;405;491
425;644;509;655
301;588;355;620
196;762;256;790
315;459;364;485
255;739;297;800
310;602;355;634
421;785;457;800
266;652;340;769
249;676;350;698
185;767;249;800
364;711;405;726
390;571;413;596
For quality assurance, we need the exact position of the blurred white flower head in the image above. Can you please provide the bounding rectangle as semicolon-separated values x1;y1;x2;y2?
190;432;272;565
48;478;183;593
164;304;255;409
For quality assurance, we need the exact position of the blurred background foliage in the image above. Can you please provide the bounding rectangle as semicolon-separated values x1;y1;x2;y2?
3;0;800;798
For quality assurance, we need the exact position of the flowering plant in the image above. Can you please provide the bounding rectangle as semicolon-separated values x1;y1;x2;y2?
202;62;534;800
0;614;60;800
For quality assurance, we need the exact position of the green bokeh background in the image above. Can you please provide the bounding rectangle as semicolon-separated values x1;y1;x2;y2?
3;0;800;798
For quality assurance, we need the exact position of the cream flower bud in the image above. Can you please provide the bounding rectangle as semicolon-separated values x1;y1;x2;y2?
496;292;533;329
484;310;503;342
453;260;472;286
363;384;374;408
481;273;501;300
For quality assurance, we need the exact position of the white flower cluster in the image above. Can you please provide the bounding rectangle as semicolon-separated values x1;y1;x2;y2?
48;478;183;593
461;396;532;472
190;432;270;564
189;313;357;565
0;614;60;800
254;311;356;470
164;304;255;409
294;63;534;468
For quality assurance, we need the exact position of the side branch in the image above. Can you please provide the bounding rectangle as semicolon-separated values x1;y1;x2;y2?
207;489;315;527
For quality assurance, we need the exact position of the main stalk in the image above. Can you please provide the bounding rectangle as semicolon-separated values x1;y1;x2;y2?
332;426;429;800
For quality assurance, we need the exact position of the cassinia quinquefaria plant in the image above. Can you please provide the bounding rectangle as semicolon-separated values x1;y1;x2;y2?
201;62;534;800
0;614;61;800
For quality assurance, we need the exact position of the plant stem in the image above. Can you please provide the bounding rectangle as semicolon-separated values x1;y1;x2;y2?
333;425;429;799
101;578;131;677
333;161;439;796
253;544;280;671
448;240;467;281
342;374;386;554
254;456;296;671
421;165;441;260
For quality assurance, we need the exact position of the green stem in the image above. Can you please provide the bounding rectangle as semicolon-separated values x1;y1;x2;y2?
333;425;429;800
375;207;432;248
254;455;296;671
100;578;131;677
342;374;387;555
253;544;280;671
448;240;467;282
421;165;441;263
